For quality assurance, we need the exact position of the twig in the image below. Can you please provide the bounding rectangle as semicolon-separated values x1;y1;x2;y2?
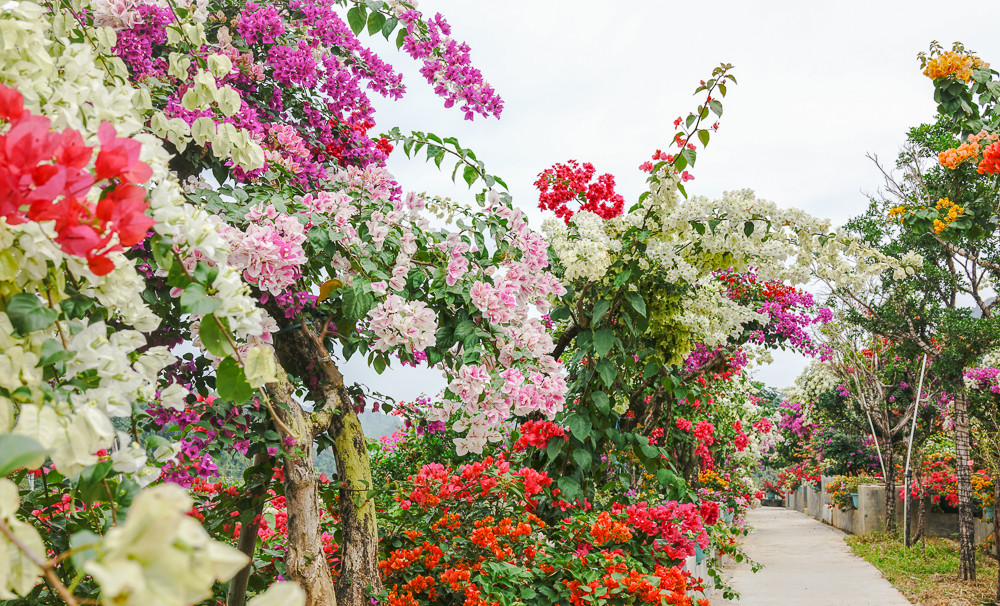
0;518;79;606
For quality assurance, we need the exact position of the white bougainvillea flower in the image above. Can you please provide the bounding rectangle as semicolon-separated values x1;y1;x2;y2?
247;582;306;606
85;483;248;606
0;479;44;599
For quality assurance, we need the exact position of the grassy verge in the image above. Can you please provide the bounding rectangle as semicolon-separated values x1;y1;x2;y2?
845;532;998;606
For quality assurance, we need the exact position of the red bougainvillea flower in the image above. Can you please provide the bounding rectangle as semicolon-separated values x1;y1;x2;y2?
535;160;624;223
0;84;155;275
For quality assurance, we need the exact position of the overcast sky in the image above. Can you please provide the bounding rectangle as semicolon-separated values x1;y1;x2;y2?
348;0;999;405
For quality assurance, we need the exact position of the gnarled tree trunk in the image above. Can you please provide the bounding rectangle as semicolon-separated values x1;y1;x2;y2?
269;372;338;606
330;407;381;606
952;387;976;581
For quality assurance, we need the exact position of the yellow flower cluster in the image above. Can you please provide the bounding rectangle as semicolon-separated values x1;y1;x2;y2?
971;471;994;507
939;130;999;169
932;197;965;233
887;205;908;221
923;51;990;82
698;470;730;491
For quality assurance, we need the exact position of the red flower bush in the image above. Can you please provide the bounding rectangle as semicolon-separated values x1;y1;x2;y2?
0;84;154;274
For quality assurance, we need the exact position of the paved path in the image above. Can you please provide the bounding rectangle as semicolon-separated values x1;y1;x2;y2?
713;507;912;605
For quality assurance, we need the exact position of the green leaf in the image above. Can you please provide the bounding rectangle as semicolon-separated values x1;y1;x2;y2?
744;221;755;237
346;7;366;35
596;359;617;387
550;306;571;322
613;269;632;288
76;461;114;504
625;292;646;317
546;435;563;461
592;391;610;416
463;165;478;187
642;361;659;379
698;129;710;148
69;530;101;572
395;27;407;49
366;11;386;35
566;414;592;441
681;148;697;167
591;299;610;326
0;434;47;476
381;16;398;38
556;476;581;502
6;294;58;334
640;443;659;460
343;285;375;323
709;100;723;117
217;357;253;403
454;320;476;341
59;293;96;320
199;314;236;357
571;449;592;472
180;283;221;315
39;338;74;367
593;329;615;357
673;152;688;172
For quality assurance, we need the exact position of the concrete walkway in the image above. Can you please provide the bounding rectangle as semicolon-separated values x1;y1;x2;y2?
713;507;912;605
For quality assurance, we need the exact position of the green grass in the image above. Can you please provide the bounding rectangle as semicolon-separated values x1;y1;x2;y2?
846;532;998;605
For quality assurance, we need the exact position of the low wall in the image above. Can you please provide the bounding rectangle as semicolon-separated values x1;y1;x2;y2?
784;476;996;554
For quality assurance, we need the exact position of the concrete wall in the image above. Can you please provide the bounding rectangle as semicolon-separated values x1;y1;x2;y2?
784;476;996;554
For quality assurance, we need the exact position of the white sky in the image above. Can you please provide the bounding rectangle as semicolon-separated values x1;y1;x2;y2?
347;0;999;403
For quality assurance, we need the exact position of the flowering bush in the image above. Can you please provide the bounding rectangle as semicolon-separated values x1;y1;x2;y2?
777;462;822;492
825;474;880;511
378;456;713;606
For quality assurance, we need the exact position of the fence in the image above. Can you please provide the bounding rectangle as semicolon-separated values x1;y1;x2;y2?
784;476;996;554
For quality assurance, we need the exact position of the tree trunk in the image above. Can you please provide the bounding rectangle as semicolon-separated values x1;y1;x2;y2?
330;406;381;606
953;387;977;581
269;374;338;606
993;471;999;604
228;453;271;606
883;433;897;533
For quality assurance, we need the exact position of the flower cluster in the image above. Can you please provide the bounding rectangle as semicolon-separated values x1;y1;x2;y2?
535;160;625;223
0;85;154;275
397;10;503;120
923;50;990;82
932;197;966;233
512;419;568;451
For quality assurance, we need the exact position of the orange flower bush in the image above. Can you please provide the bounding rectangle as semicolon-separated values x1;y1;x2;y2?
377;456;713;606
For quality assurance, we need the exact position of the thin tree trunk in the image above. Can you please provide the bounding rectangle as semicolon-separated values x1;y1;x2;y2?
953;387;977;581
330;407;381;606
884;432;897;533
227;453;271;606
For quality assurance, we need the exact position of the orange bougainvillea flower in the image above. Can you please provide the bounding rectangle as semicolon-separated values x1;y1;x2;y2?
923;50;990;82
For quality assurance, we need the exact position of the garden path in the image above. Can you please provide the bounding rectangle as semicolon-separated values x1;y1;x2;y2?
712;507;911;605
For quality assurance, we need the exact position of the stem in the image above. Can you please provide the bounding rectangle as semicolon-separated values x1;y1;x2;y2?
0;518;79;606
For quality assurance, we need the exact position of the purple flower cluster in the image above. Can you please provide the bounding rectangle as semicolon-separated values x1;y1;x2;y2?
236;1;286;45
113;3;174;78
268;41;321;88
147;395;253;487
398;10;503;120
965;367;1000;393
778;400;810;439
750;297;833;360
